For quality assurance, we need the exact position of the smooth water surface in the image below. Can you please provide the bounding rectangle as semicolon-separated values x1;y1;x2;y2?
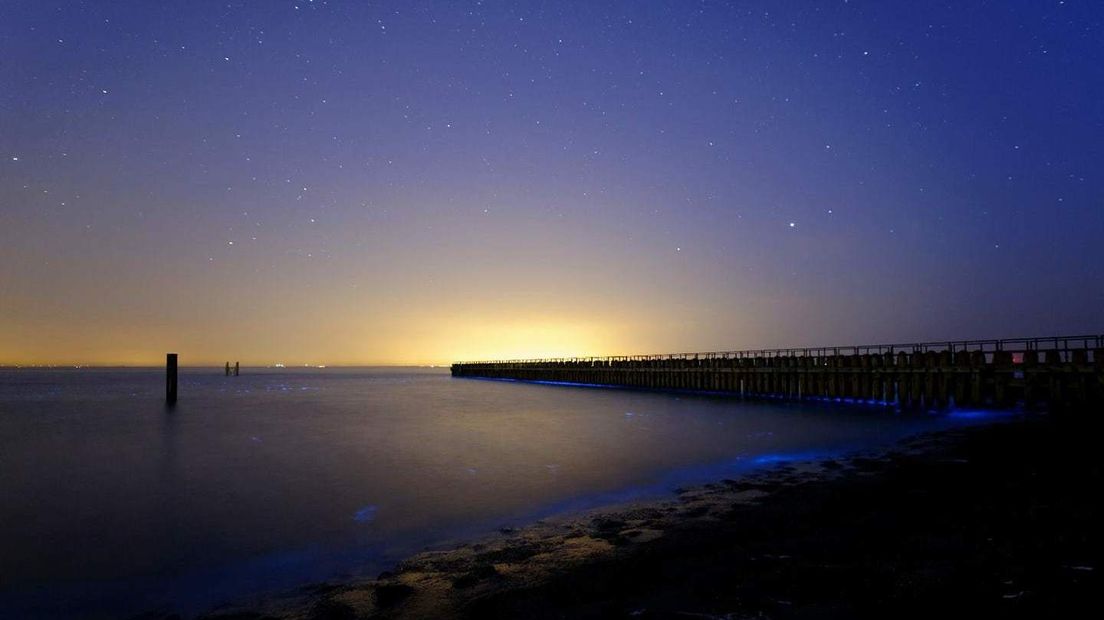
0;367;999;618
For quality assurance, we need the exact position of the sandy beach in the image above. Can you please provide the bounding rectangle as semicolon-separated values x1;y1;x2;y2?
189;411;1100;619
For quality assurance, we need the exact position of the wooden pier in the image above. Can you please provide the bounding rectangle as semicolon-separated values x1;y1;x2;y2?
451;335;1104;411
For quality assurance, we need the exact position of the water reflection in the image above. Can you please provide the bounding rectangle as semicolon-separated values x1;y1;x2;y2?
0;367;998;617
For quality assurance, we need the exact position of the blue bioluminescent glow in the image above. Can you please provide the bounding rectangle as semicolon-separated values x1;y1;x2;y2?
752;451;831;466
352;505;378;524
946;409;1019;421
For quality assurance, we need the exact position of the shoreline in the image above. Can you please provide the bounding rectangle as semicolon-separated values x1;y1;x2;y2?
196;412;1100;619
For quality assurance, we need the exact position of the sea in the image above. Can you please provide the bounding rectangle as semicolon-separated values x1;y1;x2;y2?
0;367;1004;618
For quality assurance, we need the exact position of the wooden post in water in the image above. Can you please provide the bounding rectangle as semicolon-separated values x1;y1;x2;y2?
166;353;178;404
234;361;240;376
225;362;231;377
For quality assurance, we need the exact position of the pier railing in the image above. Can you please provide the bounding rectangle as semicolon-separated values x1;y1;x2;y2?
451;335;1104;411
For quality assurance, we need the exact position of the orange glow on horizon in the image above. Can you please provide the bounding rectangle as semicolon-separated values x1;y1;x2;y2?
0;313;641;367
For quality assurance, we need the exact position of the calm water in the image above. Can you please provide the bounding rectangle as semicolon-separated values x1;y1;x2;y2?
0;367;999;618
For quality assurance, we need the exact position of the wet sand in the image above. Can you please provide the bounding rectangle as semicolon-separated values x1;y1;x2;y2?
196;413;1100;619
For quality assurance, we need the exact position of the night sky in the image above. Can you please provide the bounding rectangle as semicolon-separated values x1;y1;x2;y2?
2;1;1102;365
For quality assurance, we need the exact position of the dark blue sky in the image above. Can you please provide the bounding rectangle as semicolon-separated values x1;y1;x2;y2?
2;1;1102;364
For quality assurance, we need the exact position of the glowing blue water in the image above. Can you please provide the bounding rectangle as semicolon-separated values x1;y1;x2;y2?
0;367;1005;618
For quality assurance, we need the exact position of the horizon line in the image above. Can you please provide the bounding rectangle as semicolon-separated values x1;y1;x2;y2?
0;363;453;369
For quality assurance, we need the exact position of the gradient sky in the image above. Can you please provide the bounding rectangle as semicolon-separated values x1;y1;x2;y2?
2;1;1102;365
